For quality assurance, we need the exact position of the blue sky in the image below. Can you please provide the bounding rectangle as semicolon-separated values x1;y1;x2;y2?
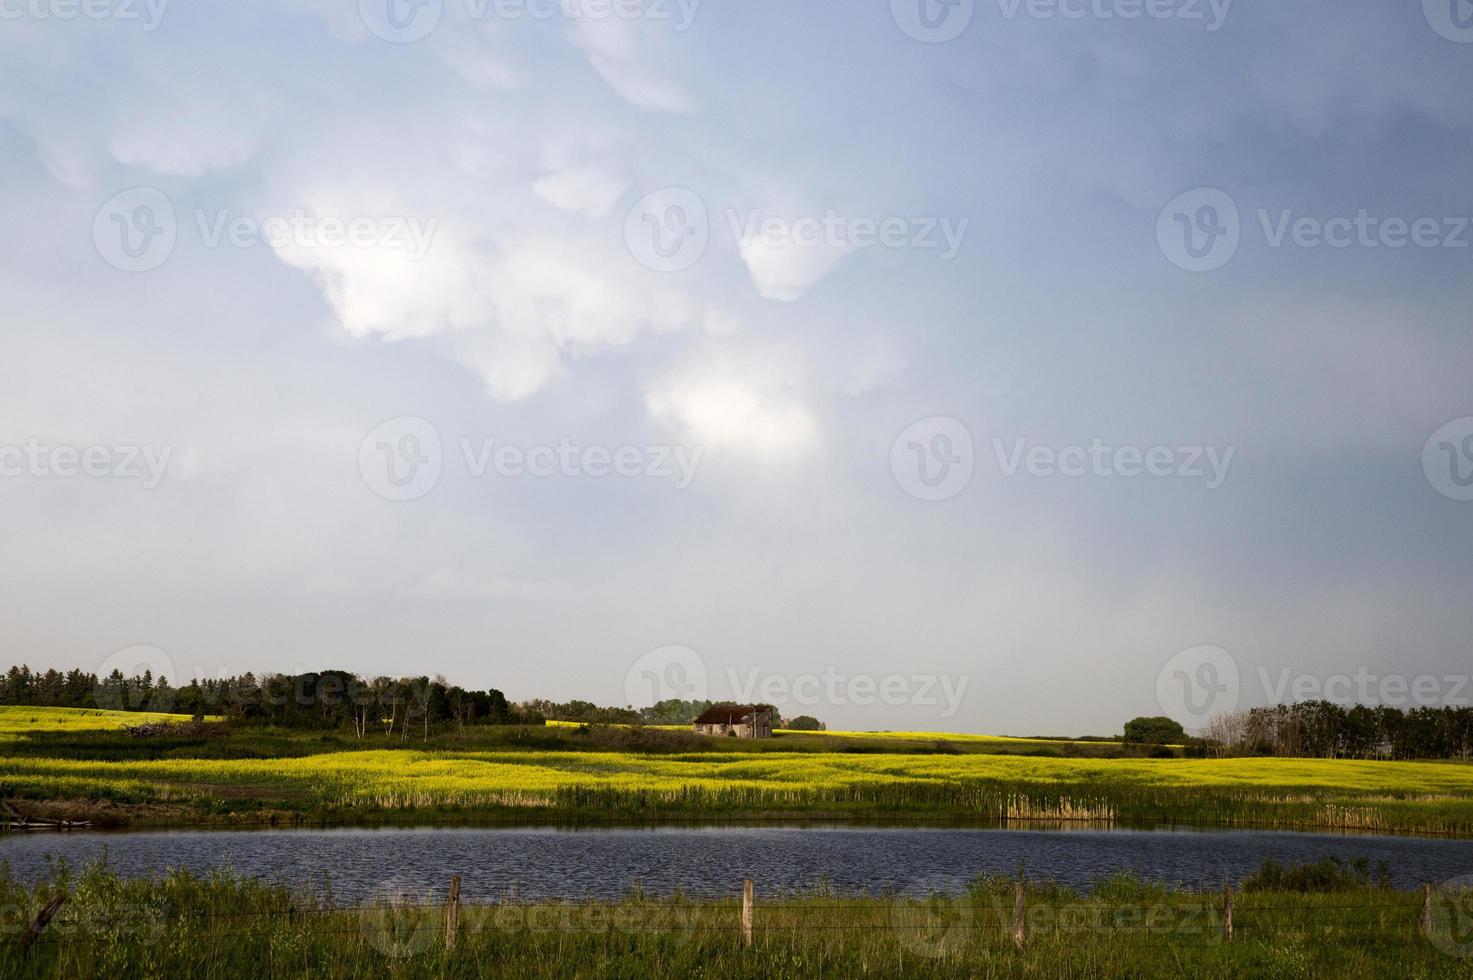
1;0;1470;733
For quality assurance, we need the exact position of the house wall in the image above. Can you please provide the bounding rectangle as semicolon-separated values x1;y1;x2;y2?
694;716;772;738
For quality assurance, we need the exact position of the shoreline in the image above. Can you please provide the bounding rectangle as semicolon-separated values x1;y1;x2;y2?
6;802;1473;841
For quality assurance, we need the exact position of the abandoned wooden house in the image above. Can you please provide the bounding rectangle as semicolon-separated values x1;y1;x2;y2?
692;704;774;738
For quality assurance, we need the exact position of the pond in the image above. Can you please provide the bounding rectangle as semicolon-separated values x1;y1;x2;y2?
2;825;1470;902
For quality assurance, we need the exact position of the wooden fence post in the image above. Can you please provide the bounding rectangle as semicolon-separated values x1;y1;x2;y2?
1012;879;1025;949
445;875;461;951
741;879;754;948
16;892;66;957
1222;884;1233;943
1421;884;1433;937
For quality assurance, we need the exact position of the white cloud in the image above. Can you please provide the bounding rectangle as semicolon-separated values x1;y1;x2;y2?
735;229;852;302
567;18;699;112
646;373;818;459
533;166;627;218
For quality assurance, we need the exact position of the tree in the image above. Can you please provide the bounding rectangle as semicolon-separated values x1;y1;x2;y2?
1123;716;1186;745
785;715;824;731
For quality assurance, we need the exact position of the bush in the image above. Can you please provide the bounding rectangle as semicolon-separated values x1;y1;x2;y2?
1241;857;1392;893
1123;716;1187;745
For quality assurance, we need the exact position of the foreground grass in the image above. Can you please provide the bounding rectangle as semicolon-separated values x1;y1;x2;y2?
0;864;1464;979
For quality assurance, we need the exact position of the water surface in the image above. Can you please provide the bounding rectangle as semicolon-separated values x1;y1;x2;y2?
3;826;1470;902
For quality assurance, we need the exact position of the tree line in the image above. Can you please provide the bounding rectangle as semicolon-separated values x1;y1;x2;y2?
0;665;822;736
1203;702;1473;760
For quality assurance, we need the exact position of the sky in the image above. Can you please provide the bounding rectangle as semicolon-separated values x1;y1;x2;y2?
1;0;1471;735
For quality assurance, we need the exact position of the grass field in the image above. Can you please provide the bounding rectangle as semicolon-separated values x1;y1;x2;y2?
3;708;1473;834
1;863;1465;979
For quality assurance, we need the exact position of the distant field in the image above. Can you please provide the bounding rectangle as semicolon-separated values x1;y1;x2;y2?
0;706;210;738
3;707;1473;835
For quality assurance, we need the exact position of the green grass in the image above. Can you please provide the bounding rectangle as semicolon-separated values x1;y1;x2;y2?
0;863;1464;979
4;708;1473;835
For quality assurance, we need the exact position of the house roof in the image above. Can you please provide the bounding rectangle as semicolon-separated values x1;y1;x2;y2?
693;705;772;725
